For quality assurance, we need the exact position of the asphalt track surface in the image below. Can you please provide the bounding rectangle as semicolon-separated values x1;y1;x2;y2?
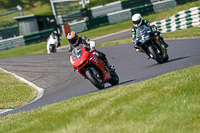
0;38;200;117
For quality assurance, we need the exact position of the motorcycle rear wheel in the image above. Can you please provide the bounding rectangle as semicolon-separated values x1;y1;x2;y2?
109;71;119;85
148;45;163;64
85;69;105;89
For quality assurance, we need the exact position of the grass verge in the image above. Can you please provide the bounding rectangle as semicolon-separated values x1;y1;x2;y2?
0;64;200;132
0;0;199;122
0;69;37;109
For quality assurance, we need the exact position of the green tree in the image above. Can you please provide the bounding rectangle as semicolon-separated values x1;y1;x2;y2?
0;0;50;9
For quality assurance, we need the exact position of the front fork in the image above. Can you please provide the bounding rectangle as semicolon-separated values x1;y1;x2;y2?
140;45;152;59
143;42;162;59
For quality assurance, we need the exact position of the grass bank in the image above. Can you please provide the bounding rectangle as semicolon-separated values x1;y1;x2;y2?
0;69;37;109
0;64;200;132
0;0;199;117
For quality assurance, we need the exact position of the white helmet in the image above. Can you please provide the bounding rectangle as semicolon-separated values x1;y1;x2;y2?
132;13;142;27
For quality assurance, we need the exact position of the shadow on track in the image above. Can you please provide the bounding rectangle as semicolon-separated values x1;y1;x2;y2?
105;79;136;89
141;56;190;69
168;56;190;63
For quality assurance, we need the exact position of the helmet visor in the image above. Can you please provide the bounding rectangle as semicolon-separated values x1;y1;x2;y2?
68;38;76;45
68;37;79;46
133;18;141;25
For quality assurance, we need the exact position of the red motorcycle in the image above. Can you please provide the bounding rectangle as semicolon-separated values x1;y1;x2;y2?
70;46;119;89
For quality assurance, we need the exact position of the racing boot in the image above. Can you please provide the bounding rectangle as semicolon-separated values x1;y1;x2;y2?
104;60;115;71
159;34;168;48
162;39;168;48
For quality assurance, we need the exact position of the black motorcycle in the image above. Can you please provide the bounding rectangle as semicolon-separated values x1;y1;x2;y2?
135;25;169;64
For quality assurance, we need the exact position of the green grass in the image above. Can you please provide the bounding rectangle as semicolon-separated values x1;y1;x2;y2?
0;64;200;132
0;69;37;109
163;26;200;39
0;1;52;28
0;41;47;59
0;2;200;131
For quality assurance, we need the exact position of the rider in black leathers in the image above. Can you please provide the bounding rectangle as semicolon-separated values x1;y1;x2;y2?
131;13;168;50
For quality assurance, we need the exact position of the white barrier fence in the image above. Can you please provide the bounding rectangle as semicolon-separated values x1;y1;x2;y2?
152;7;200;33
68;0;177;33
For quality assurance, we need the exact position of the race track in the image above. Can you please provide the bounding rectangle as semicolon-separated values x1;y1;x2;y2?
0;38;200;117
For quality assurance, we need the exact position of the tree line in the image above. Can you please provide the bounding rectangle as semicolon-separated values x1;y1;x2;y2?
0;0;122;9
0;0;50;9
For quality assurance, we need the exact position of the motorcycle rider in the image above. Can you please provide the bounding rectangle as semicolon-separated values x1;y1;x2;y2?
67;31;114;70
47;31;59;54
52;30;61;47
131;13;168;50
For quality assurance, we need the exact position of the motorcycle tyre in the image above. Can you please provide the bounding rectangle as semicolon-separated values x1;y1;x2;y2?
85;69;105;90
50;44;57;53
57;42;61;47
163;49;169;62
148;46;163;64
108;71;119;86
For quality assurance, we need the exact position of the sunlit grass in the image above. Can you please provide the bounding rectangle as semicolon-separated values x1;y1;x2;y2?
0;65;199;132
0;70;37;109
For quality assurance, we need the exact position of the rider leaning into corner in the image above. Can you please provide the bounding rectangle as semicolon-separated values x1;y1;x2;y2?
67;31;114;70
131;13;169;50
52;30;61;47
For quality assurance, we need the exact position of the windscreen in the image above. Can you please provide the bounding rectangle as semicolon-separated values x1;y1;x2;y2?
72;46;82;60
136;25;152;44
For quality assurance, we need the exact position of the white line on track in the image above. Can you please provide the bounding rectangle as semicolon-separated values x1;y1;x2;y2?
0;67;44;115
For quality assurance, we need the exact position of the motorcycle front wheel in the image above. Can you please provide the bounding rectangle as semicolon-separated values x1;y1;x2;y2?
49;44;57;53
85;69;105;89
163;49;169;62
109;71;119;86
148;45;163;64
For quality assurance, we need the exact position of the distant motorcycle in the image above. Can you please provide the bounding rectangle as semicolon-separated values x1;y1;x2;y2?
135;25;169;64
70;46;119;89
47;34;59;54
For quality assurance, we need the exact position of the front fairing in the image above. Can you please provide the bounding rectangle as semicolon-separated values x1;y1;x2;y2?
89;55;111;83
72;46;111;83
72;46;82;60
136;26;152;45
72;46;90;69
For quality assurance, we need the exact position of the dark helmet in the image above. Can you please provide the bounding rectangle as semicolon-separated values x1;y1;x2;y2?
67;31;79;46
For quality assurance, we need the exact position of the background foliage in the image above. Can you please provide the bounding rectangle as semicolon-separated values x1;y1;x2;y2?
0;0;50;9
0;0;121;28
0;0;121;9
